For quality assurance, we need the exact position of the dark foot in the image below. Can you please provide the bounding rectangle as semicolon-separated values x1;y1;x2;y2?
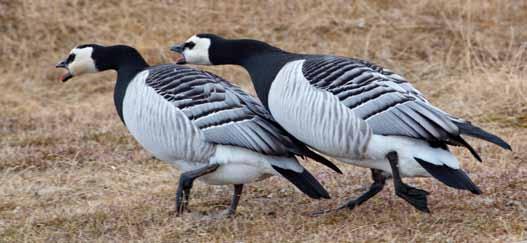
173;164;220;217
394;183;430;213
219;208;237;218
226;184;243;216
386;151;431;213
308;208;336;216
174;176;193;216
309;169;387;217
203;184;244;219
307;200;362;217
337;199;361;211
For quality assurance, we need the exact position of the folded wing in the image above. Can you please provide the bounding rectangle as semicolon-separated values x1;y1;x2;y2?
303;56;458;141
146;64;341;172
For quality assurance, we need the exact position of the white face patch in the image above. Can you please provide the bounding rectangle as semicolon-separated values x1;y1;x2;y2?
68;47;98;76
182;35;212;65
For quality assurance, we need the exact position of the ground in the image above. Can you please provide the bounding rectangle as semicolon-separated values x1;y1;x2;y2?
0;0;526;242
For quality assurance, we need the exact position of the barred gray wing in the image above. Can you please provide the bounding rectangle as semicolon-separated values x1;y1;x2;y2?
301;56;460;142
145;64;297;156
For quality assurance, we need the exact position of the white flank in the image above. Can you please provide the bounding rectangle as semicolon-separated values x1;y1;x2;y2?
122;70;215;166
339;134;460;177
202;145;304;185
122;70;304;185
267;60;461;178
267;59;371;159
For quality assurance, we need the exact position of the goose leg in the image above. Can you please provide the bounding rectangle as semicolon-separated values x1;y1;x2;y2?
225;184;244;217
174;164;220;216
309;169;386;216
386;151;430;213
181;187;191;211
336;169;386;210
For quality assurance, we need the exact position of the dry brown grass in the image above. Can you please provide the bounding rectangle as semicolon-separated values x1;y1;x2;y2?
1;0;526;242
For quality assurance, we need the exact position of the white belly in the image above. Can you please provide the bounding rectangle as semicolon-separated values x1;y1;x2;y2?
337;158;429;178
200;145;287;185
200;164;273;185
338;134;461;177
170;158;273;185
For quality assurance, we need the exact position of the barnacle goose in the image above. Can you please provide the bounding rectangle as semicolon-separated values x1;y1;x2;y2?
55;44;342;216
171;34;511;213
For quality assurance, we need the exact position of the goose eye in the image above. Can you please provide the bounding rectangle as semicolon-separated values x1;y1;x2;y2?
66;53;76;63
184;42;196;50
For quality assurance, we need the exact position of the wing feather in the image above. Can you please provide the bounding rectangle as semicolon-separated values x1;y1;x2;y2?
144;64;299;156
302;56;460;142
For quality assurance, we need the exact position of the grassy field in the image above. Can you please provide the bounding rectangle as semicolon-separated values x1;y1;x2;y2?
1;0;526;242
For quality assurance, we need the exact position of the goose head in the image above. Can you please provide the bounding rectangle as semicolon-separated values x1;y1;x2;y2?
171;34;285;66
56;44;102;82
170;34;221;65
56;44;148;82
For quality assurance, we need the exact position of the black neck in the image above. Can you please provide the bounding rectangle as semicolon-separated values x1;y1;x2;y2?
242;54;299;108
94;45;149;124
210;39;302;108
210;39;285;65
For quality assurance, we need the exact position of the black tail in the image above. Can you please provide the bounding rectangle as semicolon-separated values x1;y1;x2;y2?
272;166;330;199
454;121;512;150
415;158;481;194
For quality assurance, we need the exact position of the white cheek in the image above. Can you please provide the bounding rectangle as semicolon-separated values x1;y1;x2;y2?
68;47;97;75
69;59;97;75
184;49;211;65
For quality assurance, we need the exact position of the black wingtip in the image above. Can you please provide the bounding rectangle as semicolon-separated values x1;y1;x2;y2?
302;149;343;174
503;142;513;151
454;121;512;151
456;136;483;162
272;166;331;199
285;133;343;174
415;157;482;195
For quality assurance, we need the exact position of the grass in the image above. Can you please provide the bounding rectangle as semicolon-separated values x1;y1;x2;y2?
0;0;526;242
